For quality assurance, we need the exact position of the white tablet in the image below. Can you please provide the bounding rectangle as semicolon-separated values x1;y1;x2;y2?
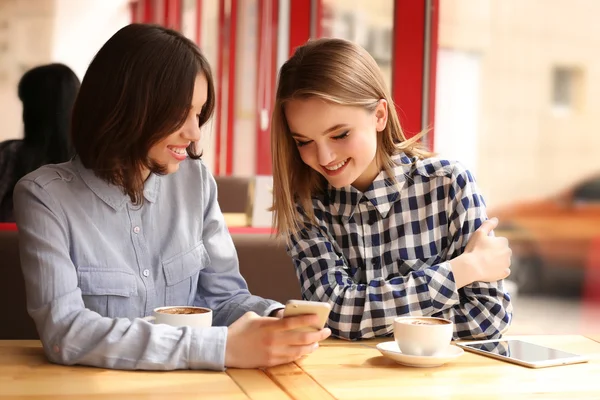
456;339;589;368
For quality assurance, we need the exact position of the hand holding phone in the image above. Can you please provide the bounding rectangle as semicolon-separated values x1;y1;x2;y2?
282;300;331;332
225;308;331;368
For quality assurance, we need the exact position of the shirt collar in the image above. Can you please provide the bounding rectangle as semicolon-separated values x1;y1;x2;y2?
74;157;161;211
327;153;412;220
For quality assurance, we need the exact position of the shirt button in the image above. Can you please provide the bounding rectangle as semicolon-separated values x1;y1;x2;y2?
133;226;140;234
142;269;150;277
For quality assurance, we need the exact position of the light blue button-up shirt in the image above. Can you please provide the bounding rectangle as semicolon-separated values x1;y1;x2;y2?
14;157;282;370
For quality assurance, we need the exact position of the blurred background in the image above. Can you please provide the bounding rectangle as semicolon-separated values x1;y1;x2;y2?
0;0;598;334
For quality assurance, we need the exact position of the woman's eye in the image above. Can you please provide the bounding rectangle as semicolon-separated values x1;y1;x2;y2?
333;131;349;140
296;140;311;147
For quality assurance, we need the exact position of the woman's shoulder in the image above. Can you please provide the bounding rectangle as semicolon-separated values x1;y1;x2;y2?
405;155;472;181
0;139;23;151
16;160;77;192
0;139;23;163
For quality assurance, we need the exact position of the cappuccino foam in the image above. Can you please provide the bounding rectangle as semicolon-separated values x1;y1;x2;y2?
157;307;209;315
402;318;450;326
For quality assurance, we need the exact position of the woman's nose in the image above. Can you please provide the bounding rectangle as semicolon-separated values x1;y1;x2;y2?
316;143;336;166
181;116;201;142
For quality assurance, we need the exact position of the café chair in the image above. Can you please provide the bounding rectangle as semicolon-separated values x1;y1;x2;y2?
0;228;39;339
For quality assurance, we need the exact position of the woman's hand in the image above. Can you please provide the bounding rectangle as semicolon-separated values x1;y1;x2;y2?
225;311;331;368
451;218;512;288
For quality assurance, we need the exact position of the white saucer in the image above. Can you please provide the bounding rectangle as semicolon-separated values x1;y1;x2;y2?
376;341;464;368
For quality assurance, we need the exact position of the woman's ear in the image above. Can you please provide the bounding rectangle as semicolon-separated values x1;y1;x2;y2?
375;99;388;132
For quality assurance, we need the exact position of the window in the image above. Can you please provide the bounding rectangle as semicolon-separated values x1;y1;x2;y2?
320;0;394;91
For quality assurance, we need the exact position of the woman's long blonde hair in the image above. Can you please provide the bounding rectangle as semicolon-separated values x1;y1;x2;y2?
271;38;432;239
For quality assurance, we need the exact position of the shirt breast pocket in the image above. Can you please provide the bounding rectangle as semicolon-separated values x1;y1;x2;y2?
78;268;138;317
163;241;210;306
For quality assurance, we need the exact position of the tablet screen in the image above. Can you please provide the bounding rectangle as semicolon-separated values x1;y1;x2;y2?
463;340;581;363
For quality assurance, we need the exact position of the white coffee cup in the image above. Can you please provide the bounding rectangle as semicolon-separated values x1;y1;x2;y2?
394;316;453;356
142;306;212;329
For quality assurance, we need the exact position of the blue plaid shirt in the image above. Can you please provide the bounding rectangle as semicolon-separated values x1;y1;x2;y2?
288;153;512;340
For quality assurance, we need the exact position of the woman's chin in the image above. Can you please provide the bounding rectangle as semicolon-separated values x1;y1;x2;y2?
323;175;354;189
165;163;181;175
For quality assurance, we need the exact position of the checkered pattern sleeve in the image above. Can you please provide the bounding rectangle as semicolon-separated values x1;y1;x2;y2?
288;161;512;341
435;165;513;340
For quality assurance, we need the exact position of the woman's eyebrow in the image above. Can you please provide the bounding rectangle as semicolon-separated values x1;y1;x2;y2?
291;124;348;138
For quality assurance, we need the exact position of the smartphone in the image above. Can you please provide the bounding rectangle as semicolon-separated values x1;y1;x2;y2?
282;300;332;332
456;339;589;368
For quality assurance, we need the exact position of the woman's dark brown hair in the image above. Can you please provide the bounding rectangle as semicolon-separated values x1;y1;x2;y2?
71;23;215;204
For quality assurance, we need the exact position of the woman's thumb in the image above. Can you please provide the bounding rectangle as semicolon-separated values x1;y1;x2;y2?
477;217;498;236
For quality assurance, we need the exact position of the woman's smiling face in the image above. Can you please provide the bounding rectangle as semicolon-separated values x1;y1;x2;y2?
145;74;207;178
284;97;387;191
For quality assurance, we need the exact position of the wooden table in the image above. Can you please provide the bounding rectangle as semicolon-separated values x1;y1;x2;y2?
0;341;287;400
2;336;600;399
268;335;600;400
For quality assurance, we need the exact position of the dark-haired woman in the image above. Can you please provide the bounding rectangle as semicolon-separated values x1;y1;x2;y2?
14;24;329;371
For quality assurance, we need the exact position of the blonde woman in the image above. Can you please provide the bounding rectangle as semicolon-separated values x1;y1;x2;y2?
271;38;513;340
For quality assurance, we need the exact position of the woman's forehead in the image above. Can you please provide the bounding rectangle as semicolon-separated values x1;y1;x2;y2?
191;74;208;107
284;99;366;137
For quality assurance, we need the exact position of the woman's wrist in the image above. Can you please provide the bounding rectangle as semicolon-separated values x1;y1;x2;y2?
449;253;480;289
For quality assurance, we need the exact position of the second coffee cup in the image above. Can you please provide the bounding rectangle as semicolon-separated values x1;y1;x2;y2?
142;306;212;329
394;316;453;356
